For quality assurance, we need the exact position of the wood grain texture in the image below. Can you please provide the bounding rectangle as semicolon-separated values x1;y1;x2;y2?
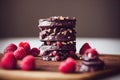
0;54;120;80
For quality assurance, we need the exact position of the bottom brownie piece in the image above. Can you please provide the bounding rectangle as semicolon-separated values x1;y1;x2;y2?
41;50;78;61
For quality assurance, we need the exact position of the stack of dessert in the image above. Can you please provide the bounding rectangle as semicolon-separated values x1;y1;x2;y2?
38;16;78;61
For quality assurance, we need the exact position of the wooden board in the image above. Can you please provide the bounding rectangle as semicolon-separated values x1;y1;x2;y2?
0;54;120;80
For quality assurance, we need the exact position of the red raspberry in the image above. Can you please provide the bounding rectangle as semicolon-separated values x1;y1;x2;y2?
57;42;62;48
59;57;76;73
19;42;31;54
69;51;75;55
52;51;58;56
42;52;48;56
79;43;91;55
48;52;53;57
0;52;17;69
30;48;40;57
83;48;99;61
14;47;27;60
46;41;51;45
20;55;35;70
4;43;17;54
55;55;60;61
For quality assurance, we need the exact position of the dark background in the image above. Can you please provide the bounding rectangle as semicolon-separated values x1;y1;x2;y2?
0;0;120;38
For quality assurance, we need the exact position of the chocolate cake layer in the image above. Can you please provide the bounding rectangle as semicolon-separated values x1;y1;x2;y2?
40;47;76;55
39;41;76;51
41;50;78;61
38;16;76;27
39;44;76;51
39;27;76;41
43;41;75;46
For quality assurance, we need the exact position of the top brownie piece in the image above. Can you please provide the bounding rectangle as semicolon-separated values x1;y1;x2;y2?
38;16;76;27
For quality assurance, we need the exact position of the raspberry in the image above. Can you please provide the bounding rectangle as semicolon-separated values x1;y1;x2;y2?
52;51;58;56
79;43;91;55
20;55;35;70
30;48;40;57
0;52;17;69
55;55;60;61
46;41;51;45
66;57;75;63
14;47;27;60
57;42;62;48
42;52;48;56
19;42;31;54
83;48;99;61
69;51;75;55
4;43;17;54
59;57;76;73
48;52;53;57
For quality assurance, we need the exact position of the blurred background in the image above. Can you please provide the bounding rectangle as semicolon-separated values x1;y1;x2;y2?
0;0;120;38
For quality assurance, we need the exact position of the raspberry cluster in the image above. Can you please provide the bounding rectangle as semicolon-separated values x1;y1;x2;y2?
0;42;40;70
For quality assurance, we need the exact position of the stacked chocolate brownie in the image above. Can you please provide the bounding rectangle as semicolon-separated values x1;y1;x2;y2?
38;16;77;61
